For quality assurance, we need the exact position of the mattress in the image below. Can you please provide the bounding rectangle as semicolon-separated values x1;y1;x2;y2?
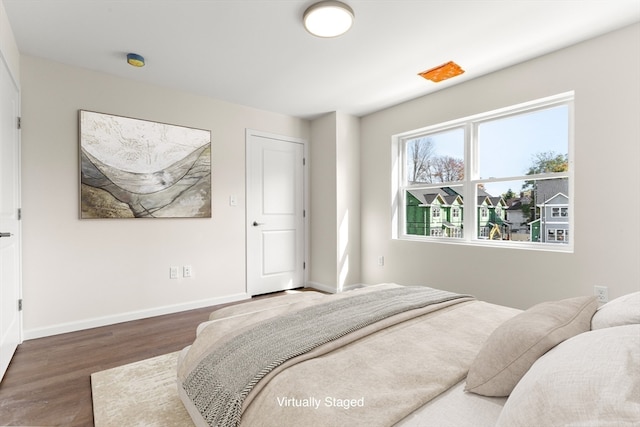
176;284;521;426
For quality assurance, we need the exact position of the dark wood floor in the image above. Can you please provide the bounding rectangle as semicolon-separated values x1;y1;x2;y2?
0;293;284;427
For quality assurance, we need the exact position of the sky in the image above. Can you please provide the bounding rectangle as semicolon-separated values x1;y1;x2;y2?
409;104;569;197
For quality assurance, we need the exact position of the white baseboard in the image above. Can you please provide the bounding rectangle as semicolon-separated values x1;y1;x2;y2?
306;281;364;294
23;293;251;340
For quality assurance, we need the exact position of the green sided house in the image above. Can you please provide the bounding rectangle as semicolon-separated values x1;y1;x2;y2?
478;196;509;240
406;191;463;237
406;188;507;239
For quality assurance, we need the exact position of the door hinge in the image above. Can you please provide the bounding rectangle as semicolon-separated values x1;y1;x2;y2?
303;210;306;218
303;157;306;166
303;262;306;270
18;299;23;311
18;208;22;220
17;117;21;129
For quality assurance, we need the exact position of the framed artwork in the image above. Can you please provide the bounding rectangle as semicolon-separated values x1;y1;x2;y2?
79;110;212;218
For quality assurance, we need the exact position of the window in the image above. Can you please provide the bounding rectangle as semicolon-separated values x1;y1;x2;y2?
547;229;568;242
394;92;573;251
450;228;462;238
479;227;490;238
552;207;568;217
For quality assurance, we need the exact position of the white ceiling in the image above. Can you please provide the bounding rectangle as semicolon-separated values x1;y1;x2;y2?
4;0;639;119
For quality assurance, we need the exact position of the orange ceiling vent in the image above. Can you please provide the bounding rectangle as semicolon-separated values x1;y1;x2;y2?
418;61;465;83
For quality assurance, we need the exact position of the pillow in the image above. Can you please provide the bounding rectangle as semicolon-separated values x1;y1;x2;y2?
465;295;598;397
496;324;640;427
591;291;640;330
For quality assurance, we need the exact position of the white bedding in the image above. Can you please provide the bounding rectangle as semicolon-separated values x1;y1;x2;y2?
397;381;507;427
177;286;640;427
177;285;520;427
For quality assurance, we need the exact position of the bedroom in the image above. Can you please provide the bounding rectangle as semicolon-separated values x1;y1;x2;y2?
0;1;639;426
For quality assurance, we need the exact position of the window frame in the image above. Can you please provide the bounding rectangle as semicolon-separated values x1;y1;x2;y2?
392;92;574;252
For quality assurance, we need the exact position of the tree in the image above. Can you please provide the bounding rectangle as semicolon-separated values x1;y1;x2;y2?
522;151;568;190
407;137;434;182
502;188;516;201
407;137;464;183
431;156;464;182
525;151;568;175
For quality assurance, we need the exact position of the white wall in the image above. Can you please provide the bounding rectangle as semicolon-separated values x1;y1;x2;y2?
0;0;19;84
20;55;309;338
335;112;361;291
360;23;640;309
309;113;337;289
17;21;640;337
309;112;361;292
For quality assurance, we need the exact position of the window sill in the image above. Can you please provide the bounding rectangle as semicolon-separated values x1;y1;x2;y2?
396;235;573;253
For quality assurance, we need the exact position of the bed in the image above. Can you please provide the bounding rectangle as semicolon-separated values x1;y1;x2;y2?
176;283;640;427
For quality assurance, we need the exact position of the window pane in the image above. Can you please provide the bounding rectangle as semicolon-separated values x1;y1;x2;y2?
405;186;463;238
477;105;568;179
477;177;569;243
405;128;464;183
476;183;510;241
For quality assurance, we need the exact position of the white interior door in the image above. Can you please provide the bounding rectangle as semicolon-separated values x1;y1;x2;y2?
246;130;306;296
0;57;22;382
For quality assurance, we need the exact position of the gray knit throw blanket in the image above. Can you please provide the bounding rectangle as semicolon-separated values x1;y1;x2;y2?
182;286;471;427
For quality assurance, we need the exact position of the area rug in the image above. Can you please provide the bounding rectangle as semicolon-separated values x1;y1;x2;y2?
91;351;195;427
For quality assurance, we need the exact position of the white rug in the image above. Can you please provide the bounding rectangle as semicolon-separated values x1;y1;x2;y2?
91;352;195;427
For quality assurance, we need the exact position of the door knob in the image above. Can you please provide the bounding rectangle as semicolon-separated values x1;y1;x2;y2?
252;221;265;226
0;232;12;238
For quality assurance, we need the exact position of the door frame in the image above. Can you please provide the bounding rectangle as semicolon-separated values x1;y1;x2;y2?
245;129;309;295
0;51;22;382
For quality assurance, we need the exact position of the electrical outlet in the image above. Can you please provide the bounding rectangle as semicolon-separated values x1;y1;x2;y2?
378;256;384;266
169;266;179;279
594;286;608;304
183;265;193;278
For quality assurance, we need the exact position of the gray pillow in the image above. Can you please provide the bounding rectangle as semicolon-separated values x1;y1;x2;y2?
465;295;598;397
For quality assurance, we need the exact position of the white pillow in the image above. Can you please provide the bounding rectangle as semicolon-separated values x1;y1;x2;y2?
496;324;640;427
591;291;640;329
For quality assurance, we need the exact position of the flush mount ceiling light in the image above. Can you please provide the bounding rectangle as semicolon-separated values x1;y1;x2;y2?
303;1;354;38
419;61;465;83
126;53;145;67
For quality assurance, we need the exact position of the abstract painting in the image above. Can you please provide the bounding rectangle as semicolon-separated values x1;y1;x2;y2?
79;110;211;218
